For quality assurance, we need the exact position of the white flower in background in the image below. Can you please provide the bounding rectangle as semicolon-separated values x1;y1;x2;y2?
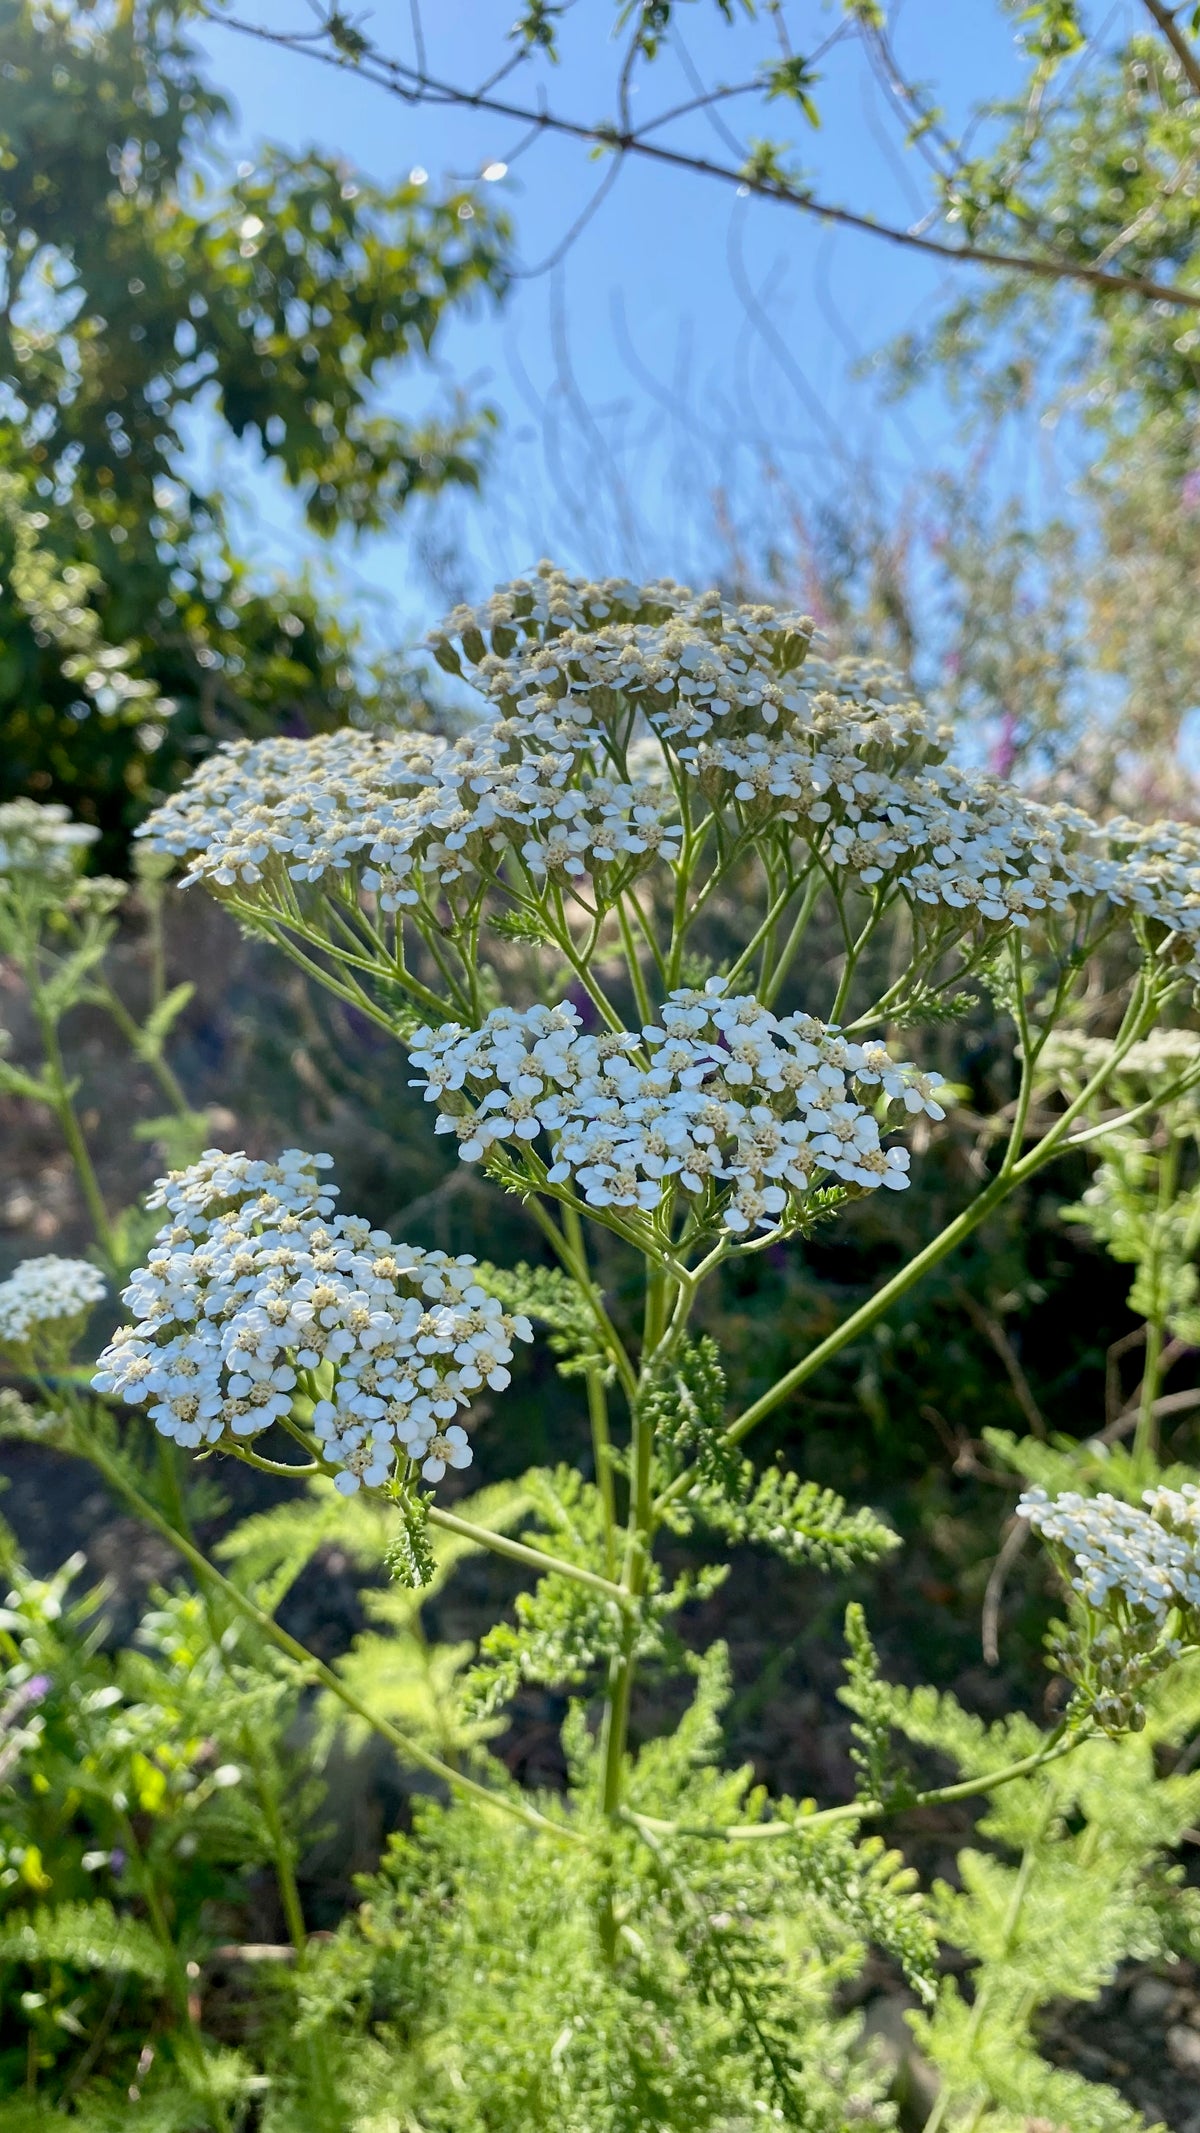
1018;1484;1200;1626
0;1257;106;1354
409;982;949;1237
0;800;99;888
92;1152;532;1494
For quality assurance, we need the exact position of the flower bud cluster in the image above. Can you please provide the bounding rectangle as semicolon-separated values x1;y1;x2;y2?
139;565;1200;979
410;980;947;1235
1019;1482;1200;1626
92;1150;532;1493
0;1256;106;1354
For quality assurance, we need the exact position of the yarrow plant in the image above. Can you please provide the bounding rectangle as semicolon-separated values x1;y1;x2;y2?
9;563;1200;2125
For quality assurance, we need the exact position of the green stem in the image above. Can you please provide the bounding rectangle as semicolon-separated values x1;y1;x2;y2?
79;1424;587;1847
542;905;629;1036
624;885;668;986
724;868;798;992
152;1441;314;1972
118;1811;228;2127
922;1801;1051;2133
562;1202;619;1574
599;1263;664;1821
623;1723;1082;1842
830;892;884;1023
147;883;167;1011
1134;1319;1166;1475
427;1503;633;1607
248;1740;309;1957
760;865;823;1008
587;1366;618;1581
29;991;118;1268
1133;1128;1180;1475
95;980;193;1120
660;972;1165;1488
1002;933;1037;1168
664;830;696;990
524;1197;639;1405
617;898;654;1025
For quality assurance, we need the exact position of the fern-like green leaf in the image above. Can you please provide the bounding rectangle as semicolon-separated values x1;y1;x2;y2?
0;1900;167;1982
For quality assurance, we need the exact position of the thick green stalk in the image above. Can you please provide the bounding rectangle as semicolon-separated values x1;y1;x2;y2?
599;1263;665;1821
561;1201;619;1572
1133;1126;1181;1475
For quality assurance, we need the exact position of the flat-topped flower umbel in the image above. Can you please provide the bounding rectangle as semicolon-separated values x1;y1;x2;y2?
410;982;947;1240
139;566;1200;986
93;1150;531;1493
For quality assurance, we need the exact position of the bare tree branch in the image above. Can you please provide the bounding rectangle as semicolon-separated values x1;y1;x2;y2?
205;6;1200;313
1141;0;1200;98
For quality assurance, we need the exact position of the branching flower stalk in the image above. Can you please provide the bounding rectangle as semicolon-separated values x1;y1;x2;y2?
10;569;1200;2122
98;567;1200;1858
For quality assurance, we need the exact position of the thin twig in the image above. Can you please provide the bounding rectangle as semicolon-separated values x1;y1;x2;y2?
982;1517;1029;1668
956;1287;1048;1440
204;7;1200;312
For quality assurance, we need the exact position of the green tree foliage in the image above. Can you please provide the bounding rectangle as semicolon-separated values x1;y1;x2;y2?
882;12;1200;793
0;0;510;858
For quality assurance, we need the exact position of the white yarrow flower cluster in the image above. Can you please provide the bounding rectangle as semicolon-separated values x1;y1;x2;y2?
0;1257;106;1352
1018;1483;1200;1626
137;563;1200;980
410;981;947;1235
136;726;682;909
0;800;99;888
92;1150;532;1493
1041;1027;1200;1087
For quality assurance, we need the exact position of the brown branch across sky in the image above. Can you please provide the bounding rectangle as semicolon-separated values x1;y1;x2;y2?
207;5;1200;314
1141;0;1200;98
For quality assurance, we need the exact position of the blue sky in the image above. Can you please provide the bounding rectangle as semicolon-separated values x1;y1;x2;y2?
192;1;1041;643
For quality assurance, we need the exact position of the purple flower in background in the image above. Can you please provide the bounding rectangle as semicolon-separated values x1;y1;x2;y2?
990;712;1019;781
0;1675;51;1732
0;1675;52;1783
1182;469;1200;513
566;980;600;1033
